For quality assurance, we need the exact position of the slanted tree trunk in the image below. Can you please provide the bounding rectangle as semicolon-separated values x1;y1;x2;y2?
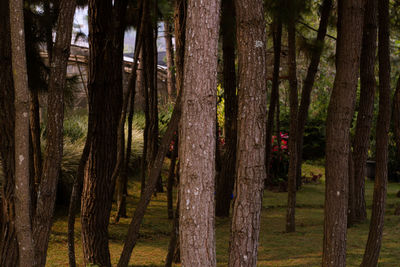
322;0;364;266
350;0;378;225
286;7;298;233
9;0;35;264
80;1;125;265
31;1;77;266
215;0;237;217
178;1;220;266
229;0;267;265
296;0;332;188
361;0;391;265
0;1;19;265
265;18;282;187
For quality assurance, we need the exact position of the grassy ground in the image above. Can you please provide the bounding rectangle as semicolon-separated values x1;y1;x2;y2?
47;162;400;266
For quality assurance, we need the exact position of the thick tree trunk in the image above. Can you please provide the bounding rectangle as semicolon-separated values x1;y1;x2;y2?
296;0;332;189
265;19;282;187
229;0;267;265
0;1;19;264
164;20;176;101
286;11;298;233
31;1;76;266
9;0;35;264
350;0;378;225
215;0;237;218
80;1;124;266
178;1;220;266
322;0;364;266
361;0;391;265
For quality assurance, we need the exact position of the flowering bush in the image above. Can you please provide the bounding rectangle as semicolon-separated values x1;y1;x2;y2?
269;132;289;189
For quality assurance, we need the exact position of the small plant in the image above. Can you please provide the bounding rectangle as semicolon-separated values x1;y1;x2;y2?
269;132;289;190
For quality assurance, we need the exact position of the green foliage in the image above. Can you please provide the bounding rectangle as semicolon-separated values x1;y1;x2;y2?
217;84;225;129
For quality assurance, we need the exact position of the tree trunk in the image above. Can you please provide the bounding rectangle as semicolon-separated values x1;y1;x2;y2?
229;0;267;265
322;0;364;266
361;0;391;265
215;0;237;218
393;77;400;161
0;1;19;264
265;19;282;187
9;0;35;264
29;89;42;196
286;9;298;233
80;1;124;265
164;20;177;101
350;0;378;225
31;1;76;266
167;136;178;219
178;1;220;265
296;0;332;189
165;188;180;267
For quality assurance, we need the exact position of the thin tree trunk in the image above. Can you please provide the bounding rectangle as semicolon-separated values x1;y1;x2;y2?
179;1;220;265
29;89;42;195
265;19;282;187
286;9;298;233
167;136;178;220
80;1;125;265
296;0;332;189
351;0;378;225
322;0;364;266
164;20;176;101
0;1;19;264
31;1;76;266
9;0;35;264
229;0;267;265
215;0;237;218
393;77;400;160
165;188;180;267
361;0;391;265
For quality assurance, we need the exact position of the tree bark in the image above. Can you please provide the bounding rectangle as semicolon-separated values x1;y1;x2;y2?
9;0;35;264
286;8;298;233
361;0;391;265
350;0;378;225
322;0;364;266
31;1;76;266
296;0;332;189
215;0;237;218
178;1;220;265
229;0;267;265
29;89;42;197
265;19;282;187
80;1;124;265
0;1;19;265
165;188;180;267
167;136;178;219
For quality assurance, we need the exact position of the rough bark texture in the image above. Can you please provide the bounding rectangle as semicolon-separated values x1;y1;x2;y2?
9;0;35;264
80;1;124;266
351;0;377;225
164;20;177;101
361;0;391;265
229;0;267;265
215;0;237;218
296;0;332;188
265;19;282;187
322;0;364;266
179;1;220;265
0;1;19;264
286;12;298;233
31;1;76;266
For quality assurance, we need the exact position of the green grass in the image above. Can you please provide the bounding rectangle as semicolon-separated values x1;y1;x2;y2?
46;162;400;267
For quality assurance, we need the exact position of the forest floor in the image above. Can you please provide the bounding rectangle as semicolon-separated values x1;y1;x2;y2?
47;162;400;266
